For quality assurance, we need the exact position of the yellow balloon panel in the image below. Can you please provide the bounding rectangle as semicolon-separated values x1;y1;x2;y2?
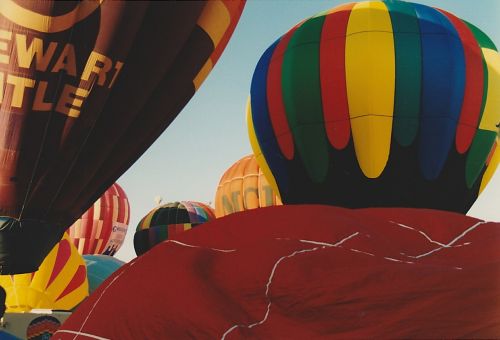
345;1;395;178
0;234;89;312
228;158;247;213
479;49;500;132
241;157;260;210
480;139;499;194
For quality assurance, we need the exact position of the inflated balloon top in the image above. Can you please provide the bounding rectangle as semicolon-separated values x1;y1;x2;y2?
0;1;245;274
248;0;499;213
68;183;130;256
215;154;282;217
134;201;215;256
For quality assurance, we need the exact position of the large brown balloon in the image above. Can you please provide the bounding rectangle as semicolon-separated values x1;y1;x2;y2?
0;1;245;274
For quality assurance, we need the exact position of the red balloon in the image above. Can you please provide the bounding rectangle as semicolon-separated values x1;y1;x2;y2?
56;205;500;339
67;183;130;256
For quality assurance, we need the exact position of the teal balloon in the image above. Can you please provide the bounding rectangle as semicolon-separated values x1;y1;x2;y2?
84;255;125;294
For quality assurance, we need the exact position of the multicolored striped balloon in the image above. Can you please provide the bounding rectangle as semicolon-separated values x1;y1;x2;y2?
134;201;215;256
26;315;62;340
215;154;282;217
67;183;130;256
0;233;88;312
248;0;499;213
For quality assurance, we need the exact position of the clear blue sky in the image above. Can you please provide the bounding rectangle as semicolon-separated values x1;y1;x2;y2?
114;0;500;262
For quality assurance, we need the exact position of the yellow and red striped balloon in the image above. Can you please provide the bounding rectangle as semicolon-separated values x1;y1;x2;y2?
0;233;88;312
67;183;130;256
215;155;282;217
248;0;499;213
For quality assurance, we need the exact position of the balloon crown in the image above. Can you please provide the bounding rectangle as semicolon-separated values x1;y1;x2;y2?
248;0;499;213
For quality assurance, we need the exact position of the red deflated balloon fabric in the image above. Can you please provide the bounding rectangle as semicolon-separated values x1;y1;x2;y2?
55;205;500;339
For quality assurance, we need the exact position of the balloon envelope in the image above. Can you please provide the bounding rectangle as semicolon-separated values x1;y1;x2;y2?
83;255;124;294
0;1;245;274
26;315;62;340
134;201;215;256
55;205;500;339
0;234;88;312
68;183;130;256
248;0;499;213
215;154;282;217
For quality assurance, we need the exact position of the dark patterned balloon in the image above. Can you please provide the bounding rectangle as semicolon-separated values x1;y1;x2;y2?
0;1;245;274
134;201;215;256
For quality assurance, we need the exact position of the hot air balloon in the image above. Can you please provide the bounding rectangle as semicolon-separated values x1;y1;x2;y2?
0;234;88;312
67;183;130;256
0;1;245;274
55;205;500;339
215;155;282;217
248;0;499;213
83;255;124;294
26;315;62;340
134;201;215;256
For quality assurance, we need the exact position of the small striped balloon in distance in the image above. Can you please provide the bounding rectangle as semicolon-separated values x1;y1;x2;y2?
0;233;88;312
215;154;282;217
83;255;124;294
248;0;500;214
26;315;61;340
134;202;216;256
67;183;130;256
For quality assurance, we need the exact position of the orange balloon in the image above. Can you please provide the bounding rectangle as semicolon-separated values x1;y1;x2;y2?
215;155;281;217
